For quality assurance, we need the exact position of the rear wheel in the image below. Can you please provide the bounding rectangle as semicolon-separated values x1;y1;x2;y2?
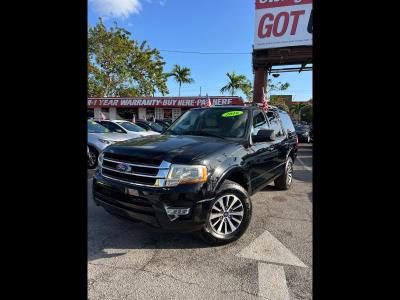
198;180;252;246
274;156;293;190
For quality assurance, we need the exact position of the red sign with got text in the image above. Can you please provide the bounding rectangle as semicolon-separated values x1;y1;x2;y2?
254;0;312;50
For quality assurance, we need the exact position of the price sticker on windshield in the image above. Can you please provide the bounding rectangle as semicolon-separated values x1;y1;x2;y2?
222;111;244;118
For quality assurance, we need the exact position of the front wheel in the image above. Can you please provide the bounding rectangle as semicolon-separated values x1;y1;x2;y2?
274;156;294;190
198;180;252;246
88;147;98;169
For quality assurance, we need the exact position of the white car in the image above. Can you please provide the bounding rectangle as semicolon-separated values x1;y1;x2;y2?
87;120;133;168
97;120;160;137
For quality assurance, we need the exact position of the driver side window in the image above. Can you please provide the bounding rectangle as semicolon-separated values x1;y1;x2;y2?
252;109;268;136
266;111;284;137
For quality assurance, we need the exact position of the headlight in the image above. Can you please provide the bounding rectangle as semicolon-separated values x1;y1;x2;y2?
165;164;207;187
98;138;112;144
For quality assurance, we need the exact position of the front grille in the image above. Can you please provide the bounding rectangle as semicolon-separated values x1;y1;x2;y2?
104;152;162;166
101;153;170;187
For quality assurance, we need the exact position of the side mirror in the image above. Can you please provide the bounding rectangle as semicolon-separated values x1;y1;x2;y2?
253;129;276;143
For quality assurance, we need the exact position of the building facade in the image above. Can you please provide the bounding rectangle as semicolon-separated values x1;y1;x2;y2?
88;96;244;121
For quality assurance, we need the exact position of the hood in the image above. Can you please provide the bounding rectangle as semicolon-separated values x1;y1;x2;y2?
137;130;160;136
88;132;132;142
104;134;241;165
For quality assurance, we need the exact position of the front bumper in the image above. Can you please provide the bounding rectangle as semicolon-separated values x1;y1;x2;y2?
92;171;215;232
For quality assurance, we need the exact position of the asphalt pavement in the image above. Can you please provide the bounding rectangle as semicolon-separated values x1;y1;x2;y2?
87;143;312;299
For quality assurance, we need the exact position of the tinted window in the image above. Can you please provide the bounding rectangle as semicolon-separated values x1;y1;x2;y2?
88;120;109;133
253;109;267;128
148;122;164;132
136;122;151;131
278;112;295;134
100;121;126;133
267;111;284;137
252;109;269;136
117;122;146;132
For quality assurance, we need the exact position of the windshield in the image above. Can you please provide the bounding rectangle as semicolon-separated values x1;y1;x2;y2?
88;120;110;133
148;122;164;132
166;108;249;139
118;122;146;132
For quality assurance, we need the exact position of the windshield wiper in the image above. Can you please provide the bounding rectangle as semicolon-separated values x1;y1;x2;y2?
185;131;226;140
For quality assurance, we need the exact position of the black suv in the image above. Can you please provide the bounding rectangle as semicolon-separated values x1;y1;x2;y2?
93;105;298;245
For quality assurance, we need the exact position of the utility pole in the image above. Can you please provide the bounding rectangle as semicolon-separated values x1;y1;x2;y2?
199;86;202;96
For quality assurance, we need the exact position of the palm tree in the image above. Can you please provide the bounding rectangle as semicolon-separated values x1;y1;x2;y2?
167;64;194;96
220;71;251;96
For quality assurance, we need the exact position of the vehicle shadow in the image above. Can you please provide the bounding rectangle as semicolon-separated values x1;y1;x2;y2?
88;214;213;262
261;184;279;191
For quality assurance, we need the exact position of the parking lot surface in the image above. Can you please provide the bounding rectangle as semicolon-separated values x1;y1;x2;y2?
88;143;312;300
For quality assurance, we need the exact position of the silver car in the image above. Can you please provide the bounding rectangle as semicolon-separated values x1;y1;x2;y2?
97;120;160;137
87;120;133;168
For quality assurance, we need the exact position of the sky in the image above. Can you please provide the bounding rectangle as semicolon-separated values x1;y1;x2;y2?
88;0;312;101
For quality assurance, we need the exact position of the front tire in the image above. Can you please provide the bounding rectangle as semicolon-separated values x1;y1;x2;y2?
198;180;252;246
88;146;98;169
274;156;294;190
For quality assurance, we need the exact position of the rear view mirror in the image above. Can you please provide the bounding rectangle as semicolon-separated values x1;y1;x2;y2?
253;129;276;143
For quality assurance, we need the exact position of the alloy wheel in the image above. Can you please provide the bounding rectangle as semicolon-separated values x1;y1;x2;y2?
286;160;293;186
88;150;97;168
209;194;244;236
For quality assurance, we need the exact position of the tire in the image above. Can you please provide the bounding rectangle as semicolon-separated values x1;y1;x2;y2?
88;146;98;169
274;156;294;190
198;180;252;246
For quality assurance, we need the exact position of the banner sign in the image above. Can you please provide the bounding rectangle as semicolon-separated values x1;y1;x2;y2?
87;97;243;108
254;0;312;50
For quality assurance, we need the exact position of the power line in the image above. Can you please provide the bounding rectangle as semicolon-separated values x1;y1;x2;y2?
159;49;251;55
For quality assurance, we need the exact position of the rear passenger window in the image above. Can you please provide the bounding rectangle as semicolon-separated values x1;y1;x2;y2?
267;111;284;137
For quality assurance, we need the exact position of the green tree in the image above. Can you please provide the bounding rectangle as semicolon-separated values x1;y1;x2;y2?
241;80;253;102
88;18;169;97
167;64;194;96
267;79;290;111
299;104;313;123
267;79;290;95
220;71;252;97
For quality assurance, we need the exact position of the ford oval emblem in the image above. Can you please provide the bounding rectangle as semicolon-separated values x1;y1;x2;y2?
116;163;131;172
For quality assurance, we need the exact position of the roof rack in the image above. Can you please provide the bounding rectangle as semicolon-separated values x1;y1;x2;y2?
243;102;279;110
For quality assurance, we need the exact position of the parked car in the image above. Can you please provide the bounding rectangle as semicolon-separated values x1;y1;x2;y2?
294;124;311;143
97;120;160;137
92;105;297;245
87;120;133;169
135;120;164;133
154;119;172;131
